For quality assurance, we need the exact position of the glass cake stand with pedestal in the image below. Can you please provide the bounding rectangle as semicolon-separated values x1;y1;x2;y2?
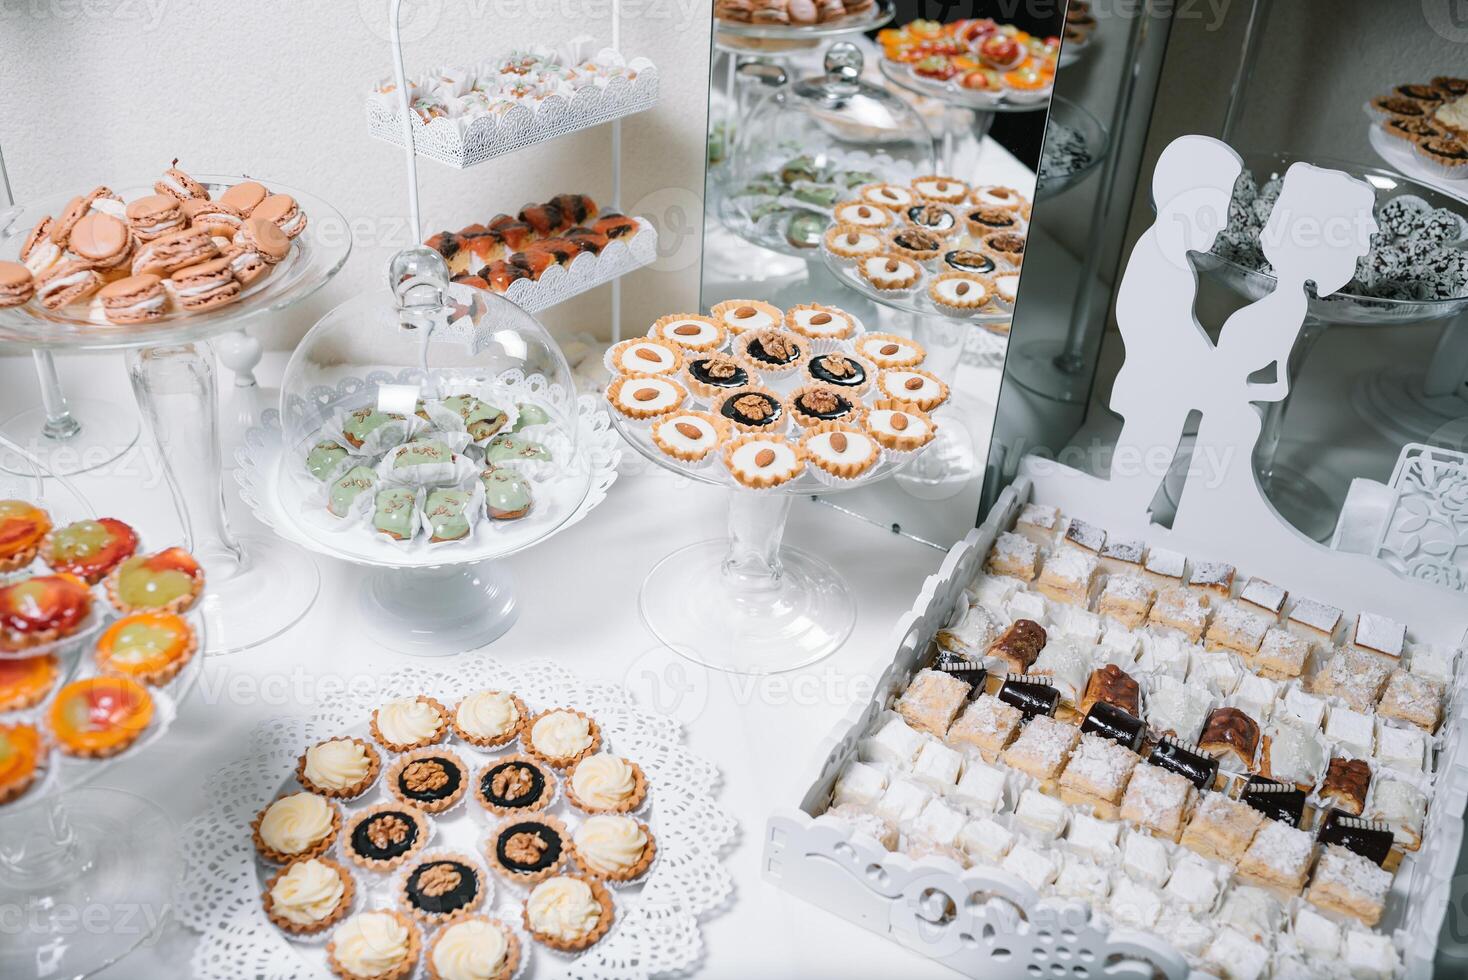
0;433;204;980
613;409;929;675
1194;152;1468;540
0;175;351;653
236;250;620;657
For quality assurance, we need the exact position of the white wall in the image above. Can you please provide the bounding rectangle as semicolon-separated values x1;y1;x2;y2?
0;0;713;349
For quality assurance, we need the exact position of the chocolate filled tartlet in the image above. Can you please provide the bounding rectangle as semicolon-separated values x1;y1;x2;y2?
716;388;785;433
488;817;569;885
343;804;430;872
475;755;556;816
400;853;485;925
387;748;468;815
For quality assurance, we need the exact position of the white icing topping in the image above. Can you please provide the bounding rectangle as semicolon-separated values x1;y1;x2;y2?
914;178;965;199
260;792;334;855
573;815;648;875
614;378;682;413
862;185;915;208
571;754;639;809
615;341;677;373
455;690;519;740
789;307;851;337
531;710;593;759
975;186;1024;209
430;919;510;980
827;229;882;254
933;277;987;304
718;306;776;331
880;371;943;403
269;858;345;926
376;697;444;745
835;203;890;227
655;318;720;346
806;430;876;465
994;273;1021;302
867;409;929;439
860;256;916;286
332;912;410;976
858;337;920;364
729;439;800;477
525;877;602;942
303;739;371;791
654;415;718;454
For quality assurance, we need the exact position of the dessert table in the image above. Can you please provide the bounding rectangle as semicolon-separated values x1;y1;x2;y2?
0;350;960;979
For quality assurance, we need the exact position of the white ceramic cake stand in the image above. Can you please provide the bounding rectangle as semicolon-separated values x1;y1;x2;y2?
236;393;619;657
0;175;351;655
611;408;931;674
0;434;204;980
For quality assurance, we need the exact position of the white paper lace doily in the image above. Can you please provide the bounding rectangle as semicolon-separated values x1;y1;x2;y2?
181;659;736;980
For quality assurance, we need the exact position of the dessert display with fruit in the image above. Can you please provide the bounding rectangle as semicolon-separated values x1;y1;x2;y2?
6;163;308;325
606;302;948;490
878;18;1061;105
249;683;667;974
0;498;202;805
423;192;647;294
822;177;1028;321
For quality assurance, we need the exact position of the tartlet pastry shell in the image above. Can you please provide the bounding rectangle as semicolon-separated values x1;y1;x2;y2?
487;815;571;886
296;737;382;800
605;373;688;422
865;399;937;452
722;433;806;489
877;367;949;412
649;410;729;463
928;272;994;311
571;819;658;883
799;421;881;481
326;909;421;980
679;353;760;402
399;850;487;925
783;302;856;342
0;655;58;711
474;754;558;817
709;299;782;335
251;794;343;864
650;312;725;351
786;383;866;430
262;856;356;935
342;803;430;872
565;757;648;815
386;746;470;815
857;332;926;368
522;708;602;770
370;695;451;752
104;560;204;616
522;875;616;953
712;385;791;434
96;615;198;687
424;914;521;980
450;691;527;749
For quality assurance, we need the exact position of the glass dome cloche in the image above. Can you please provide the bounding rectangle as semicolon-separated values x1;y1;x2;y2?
276;246;593;566
717;41;937;258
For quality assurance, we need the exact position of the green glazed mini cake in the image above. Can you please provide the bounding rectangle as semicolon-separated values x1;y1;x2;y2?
307;440;348;481
394;440;454;470
373;488;417;541
510;403;550;433
480;468;532;520
425;489;473;542
443;395;507;442
329;466;378;518
342;408;402;449
484;434;550;464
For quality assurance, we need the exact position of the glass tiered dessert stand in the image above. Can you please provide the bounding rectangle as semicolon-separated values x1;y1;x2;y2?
0;433;205;980
237;249;619;656
0;176;350;653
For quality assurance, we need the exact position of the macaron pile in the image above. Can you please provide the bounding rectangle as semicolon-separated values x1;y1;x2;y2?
1;163;307;325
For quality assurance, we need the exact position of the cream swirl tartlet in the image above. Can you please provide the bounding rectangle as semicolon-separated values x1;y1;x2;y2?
327;910;420;980
522;875;614;953
371;695;450;751
263;857;354;935
572;815;656;882
253;791;340;863
297;737;381;800
567;753;647;813
451;690;525;749
425;915;519;980
524;708;601;769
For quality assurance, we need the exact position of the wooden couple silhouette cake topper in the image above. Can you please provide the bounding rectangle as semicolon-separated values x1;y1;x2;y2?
1021;134;1461;644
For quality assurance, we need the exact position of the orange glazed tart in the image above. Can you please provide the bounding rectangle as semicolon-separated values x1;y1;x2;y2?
40;518;138;583
105;547;204;615
0;654;60;711
95;612;197;686
0;722;44;803
0;500;51;572
48;675;154;758
0;574;93;652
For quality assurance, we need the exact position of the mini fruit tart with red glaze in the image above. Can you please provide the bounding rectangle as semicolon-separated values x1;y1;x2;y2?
105;547;204;615
40;517;139;583
49;675;154;758
0;500;52;573
94;612;197;686
0;574;93;652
